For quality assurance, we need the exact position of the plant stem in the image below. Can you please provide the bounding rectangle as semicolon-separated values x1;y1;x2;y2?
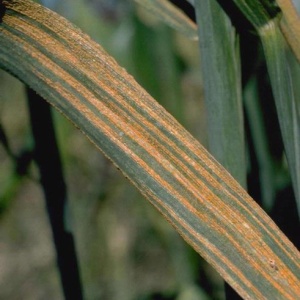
26;87;83;300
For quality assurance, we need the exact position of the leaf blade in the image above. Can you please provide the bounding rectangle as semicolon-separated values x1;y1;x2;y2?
259;18;300;215
0;1;299;299
134;0;198;40
194;0;246;188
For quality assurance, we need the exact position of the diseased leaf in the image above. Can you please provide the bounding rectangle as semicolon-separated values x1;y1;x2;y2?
0;1;299;299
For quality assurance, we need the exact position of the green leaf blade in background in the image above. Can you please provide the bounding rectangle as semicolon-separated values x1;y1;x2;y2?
244;77;277;210
229;0;280;28
134;0;198;40
259;18;300;215
0;1;300;299
229;0;300;62
194;0;246;187
229;0;300;215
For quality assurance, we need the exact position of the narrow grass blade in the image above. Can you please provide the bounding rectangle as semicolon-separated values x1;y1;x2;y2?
228;0;300;216
259;18;300;215
134;0;198;40
0;1;299;298
244;77;276;210
229;0;300;61
152;25;184;124
194;0;246;188
230;0;280;28
128;16;184;123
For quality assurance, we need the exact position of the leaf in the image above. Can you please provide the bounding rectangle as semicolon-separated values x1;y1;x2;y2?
0;1;299;299
244;76;276;210
230;0;300;62
134;0;198;40
230;0;300;216
259;18;300;215
194;0;246;188
230;0;280;28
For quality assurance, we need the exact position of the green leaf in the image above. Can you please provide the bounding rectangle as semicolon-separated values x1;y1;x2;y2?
244;76;276;210
194;0;246;188
228;0;300;215
259;18;300;215
134;0;198;40
0;1;299;298
230;0;300;62
230;0;280;28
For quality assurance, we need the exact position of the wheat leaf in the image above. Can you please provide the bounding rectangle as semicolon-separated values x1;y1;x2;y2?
0;1;299;298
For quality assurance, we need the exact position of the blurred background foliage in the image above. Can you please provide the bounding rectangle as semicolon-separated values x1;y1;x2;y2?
0;0;299;299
